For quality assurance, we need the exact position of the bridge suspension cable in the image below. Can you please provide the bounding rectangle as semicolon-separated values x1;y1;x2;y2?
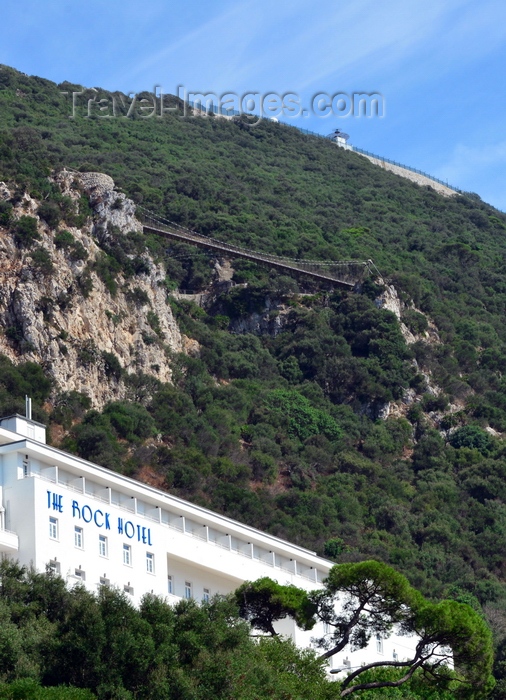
137;205;375;289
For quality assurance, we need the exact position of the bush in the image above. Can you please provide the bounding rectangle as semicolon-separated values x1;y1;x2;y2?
77;341;99;367
102;351;122;380
37;200;60;228
126;287;150;306
0;200;12;226
14;215;40;247
264;390;342;442
402;309;429;335
5;325;23;344
103;401;156;442
93;253;120;296
51;391;92;430
67;421;123;470
55;231;88;262
146;311;163;338
0;356;52;401
69;241;88;262
449;426;494;454
54;230;75;249
0;679;95;699
29;247;54;275
323;537;350;559
76;267;94;298
421;393;448;412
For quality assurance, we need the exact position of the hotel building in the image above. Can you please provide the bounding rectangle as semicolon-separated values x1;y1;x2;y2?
0;411;415;673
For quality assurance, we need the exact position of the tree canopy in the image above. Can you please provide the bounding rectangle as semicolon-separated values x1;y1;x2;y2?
236;562;495;698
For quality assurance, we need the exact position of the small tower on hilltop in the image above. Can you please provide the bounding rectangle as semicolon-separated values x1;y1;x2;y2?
328;128;352;150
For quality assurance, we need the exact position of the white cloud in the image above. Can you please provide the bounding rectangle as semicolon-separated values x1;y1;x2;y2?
106;0;457;92
437;140;506;182
433;140;506;209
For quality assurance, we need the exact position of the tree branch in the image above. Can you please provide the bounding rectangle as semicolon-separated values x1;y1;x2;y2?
317;599;369;659
340;657;427;697
340;648;428;691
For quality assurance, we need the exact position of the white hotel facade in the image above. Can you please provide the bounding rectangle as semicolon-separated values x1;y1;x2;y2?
0;412;415;673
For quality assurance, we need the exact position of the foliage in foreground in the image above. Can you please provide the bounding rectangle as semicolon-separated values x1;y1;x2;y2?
0;561;492;699
236;561;495;698
0;561;335;700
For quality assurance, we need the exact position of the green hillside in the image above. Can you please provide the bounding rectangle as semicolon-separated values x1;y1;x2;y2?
3;64;506;690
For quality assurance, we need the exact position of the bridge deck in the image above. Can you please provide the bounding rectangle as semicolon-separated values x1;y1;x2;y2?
142;219;366;289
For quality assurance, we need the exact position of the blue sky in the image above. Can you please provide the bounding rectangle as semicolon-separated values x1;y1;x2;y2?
2;0;506;209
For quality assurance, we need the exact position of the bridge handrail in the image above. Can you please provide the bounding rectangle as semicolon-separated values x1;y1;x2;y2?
141;220;369;273
65;172;375;285
138;206;371;270
142;221;364;285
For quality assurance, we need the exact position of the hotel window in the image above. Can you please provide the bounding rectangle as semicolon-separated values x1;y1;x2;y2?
376;634;383;654
123;544;132;566
49;517;58;540
184;581;192;599
99;535;108;557
146;552;154;574
22;458;30;477
74;526;83;549
124;584;134;596
75;568;86;581
202;587;210;603
167;575;174;594
49;560;60;575
99;576;110;587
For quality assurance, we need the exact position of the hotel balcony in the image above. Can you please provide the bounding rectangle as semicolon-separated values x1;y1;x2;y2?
0;528;19;553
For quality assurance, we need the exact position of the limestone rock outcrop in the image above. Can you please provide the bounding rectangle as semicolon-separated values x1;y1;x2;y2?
0;171;182;408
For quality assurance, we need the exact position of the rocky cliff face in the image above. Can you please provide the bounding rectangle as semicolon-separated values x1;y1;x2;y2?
0;171;183;408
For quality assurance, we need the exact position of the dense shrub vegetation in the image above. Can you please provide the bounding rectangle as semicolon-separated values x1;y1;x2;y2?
0;562;335;700
4;64;506;694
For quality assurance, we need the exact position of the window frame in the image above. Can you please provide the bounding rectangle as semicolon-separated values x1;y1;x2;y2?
74;526;83;549
49;516;58;540
146;551;155;574
123;543;132;566
99;534;108;558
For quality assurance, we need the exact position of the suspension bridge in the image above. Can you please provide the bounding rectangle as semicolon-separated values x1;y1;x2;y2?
138;208;375;290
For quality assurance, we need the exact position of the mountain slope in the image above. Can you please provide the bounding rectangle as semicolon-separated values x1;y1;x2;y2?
4;66;506;681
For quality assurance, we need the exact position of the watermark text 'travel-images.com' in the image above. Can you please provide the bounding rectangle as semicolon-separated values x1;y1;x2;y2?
61;87;385;123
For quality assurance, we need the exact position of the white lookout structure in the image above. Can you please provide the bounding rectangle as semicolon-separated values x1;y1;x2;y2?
328;128;352;150
0;403;416;675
